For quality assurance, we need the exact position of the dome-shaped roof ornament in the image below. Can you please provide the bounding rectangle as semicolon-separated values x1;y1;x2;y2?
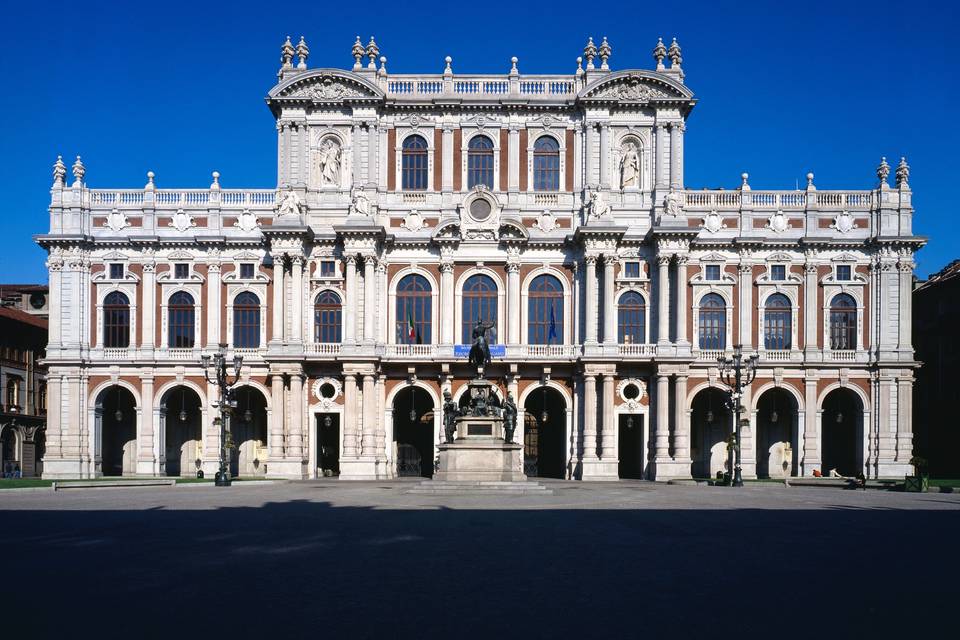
352;36;365;70
296;36;309;70
896;156;910;188
280;36;295;70
598;36;611;70
876;156;890;187
653;37;667;71
668;37;682;68
52;155;66;187
583;37;597;70
71;155;85;187
366;37;380;70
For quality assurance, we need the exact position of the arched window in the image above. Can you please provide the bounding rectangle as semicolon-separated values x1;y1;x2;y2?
829;293;857;350
528;274;563;344
617;291;646;344
233;292;260;349
396;275;432;344
764;293;792;350
314;291;342;343
698;293;726;350
103;291;130;348
168;291;195;349
533;136;560;191
467;135;494;189
461;274;498;344
402;135;428;191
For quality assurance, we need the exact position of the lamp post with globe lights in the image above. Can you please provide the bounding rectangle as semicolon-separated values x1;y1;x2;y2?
718;344;758;487
201;343;243;487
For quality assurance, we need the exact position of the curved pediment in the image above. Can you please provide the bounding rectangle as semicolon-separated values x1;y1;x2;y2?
269;69;385;104
578;70;693;103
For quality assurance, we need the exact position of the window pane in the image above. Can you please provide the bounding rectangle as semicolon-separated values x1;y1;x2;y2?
528;275;562;344
617;292;646;344
233;292;260;348
467;136;494;189
624;262;641;278
396;275;432;344
314;291;342;343
771;265;786;281
402;135;428;191
533;136;560;191
705;265;721;281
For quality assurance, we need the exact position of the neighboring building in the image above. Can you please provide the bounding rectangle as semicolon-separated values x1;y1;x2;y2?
913;260;960;477
0;303;47;477
35;35;924;481
0;284;50;319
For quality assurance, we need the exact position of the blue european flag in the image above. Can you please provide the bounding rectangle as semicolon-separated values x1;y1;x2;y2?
548;305;558;343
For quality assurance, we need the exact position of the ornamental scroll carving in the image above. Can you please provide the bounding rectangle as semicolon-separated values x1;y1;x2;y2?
588;76;673;101
284;76;368;101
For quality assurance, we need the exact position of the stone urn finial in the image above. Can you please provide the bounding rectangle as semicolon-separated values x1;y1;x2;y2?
71;155;85;186
668;38;683;68
653;37;667;70
895;156;910;188
52;155;66;187
366;36;380;70
876;156;890;187
280;35;294;69
598;36;612;69
296;36;309;70
583;37;597;70
351;36;364;70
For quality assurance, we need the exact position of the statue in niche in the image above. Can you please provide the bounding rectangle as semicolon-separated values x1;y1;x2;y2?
664;187;684;217
502;392;518;444
620;142;641;189
316;138;342;187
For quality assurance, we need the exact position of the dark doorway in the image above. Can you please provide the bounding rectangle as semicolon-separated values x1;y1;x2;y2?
162;386;202;477
822;388;861;477
317;413;340;477
99;386;137;477
523;387;566;479
618;414;644;479
231;387;269;477
394;387;435;478
755;388;799;478
690;387;729;479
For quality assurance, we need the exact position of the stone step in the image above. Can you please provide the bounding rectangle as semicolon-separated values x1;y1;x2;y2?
52;479;177;491
405;480;554;495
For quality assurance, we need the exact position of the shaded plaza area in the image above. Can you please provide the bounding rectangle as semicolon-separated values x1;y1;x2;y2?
1;481;957;638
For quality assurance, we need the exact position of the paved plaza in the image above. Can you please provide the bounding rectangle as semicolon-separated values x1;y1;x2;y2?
2;481;958;638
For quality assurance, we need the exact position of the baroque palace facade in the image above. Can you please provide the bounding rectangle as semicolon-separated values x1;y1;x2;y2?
37;35;923;481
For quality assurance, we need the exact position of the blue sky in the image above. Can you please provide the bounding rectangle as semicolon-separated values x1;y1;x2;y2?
0;0;956;281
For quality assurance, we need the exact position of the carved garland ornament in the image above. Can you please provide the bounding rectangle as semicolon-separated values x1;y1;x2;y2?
588;75;673;101
284;76;368;100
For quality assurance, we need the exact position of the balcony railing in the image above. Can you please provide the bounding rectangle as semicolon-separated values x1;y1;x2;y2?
761;349;793;362
682;190;875;211
306;343;342;356
102;348;131;360
519;344;581;359
384;344;436;358
697;349;726;362
618;344;657;357
826;350;857;361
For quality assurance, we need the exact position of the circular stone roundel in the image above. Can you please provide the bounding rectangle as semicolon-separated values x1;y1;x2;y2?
617;378;647;404
469;198;492;221
312;377;342;404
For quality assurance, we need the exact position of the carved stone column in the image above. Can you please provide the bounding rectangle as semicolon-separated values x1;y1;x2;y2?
508;126;520;192
342;373;358;458
141;261;156;351
507;260;521;345
670;123;682;188
803;258;818;354
344;255;357;345
738;259;753;349
289;373;304;459
207;261;222;347
657;255;671;344
363;256;377;344
582;373;598;461
361;374;376;457
269;373;284;459
367;124;379;190
802;377;819;474
440;260;454;344
585;255;599;344
602;255;617;345
289;256;304;344
673;374;689;461
599;123;610;189
46;259;63;349
655;374;670;460
442;127;454;193
675;256;689;345
600;373;616;459
271;252;285;343
898;258;913;352
138;375;155;474
655;123;668;189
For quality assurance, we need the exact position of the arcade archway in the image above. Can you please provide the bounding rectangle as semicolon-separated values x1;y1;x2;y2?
755;388;799;478
821;387;863;477
523;386;566;478
393;386;435;478
231;386;269;477
96;386;137;477
690;387;730;479
160;385;202;477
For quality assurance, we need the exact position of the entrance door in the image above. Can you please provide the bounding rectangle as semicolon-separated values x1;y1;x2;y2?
618;414;644;479
317;414;340;477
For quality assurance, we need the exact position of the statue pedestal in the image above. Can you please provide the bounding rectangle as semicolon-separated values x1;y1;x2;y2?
435;414;526;482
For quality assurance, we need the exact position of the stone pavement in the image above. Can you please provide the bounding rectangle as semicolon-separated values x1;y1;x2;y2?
2;481;958;638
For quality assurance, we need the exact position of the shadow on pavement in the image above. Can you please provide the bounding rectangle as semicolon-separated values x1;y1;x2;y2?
2;499;957;638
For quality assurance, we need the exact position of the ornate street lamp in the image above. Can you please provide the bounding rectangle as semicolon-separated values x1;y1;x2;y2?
201;343;243;487
718;344;758;487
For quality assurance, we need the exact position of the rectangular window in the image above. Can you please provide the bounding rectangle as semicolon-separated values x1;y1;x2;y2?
174;263;189;280
705;265;721;281
109;263;124;280
771;265;786;281
836;265;852;281
623;262;641;278
319;261;336;278
239;263;255;279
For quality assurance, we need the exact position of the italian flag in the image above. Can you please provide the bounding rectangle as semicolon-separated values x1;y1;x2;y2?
407;309;417;343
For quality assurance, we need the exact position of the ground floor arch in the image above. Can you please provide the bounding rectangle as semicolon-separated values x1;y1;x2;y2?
755;387;800;478
690;387;730;479
231;386;269;477
523;386;567;479
821;387;864;477
392;386;436;478
159;385;203;477
96;386;137;477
